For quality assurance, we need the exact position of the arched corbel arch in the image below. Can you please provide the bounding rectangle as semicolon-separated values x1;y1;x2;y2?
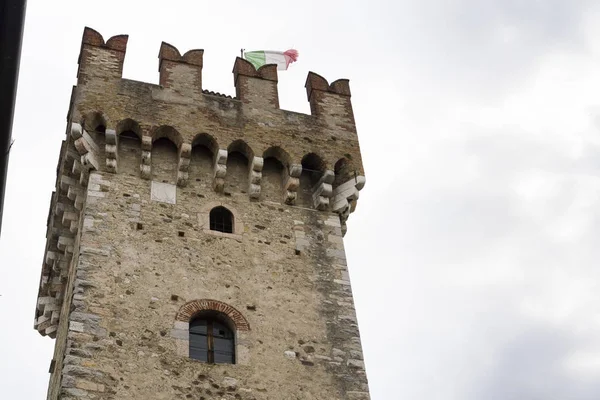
227;139;254;161
192;133;219;156
152;125;183;148
334;157;354;186
150;125;181;185
263;146;291;169
300;152;333;210
70;111;107;173
82;111;107;133
262;146;300;203
332;156;366;235
114;118;142;176
301;152;327;175
226;140;260;198
117;118;141;138
189;133;219;189
82;112;112;172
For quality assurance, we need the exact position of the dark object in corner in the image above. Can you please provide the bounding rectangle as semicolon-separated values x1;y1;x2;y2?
0;0;27;237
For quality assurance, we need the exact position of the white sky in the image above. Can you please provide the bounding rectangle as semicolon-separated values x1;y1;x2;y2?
3;0;600;398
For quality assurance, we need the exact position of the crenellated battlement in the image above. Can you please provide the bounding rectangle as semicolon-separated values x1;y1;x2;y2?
77;28;128;85
305;72;354;125
233;57;279;107
158;41;204;94
76;27;356;129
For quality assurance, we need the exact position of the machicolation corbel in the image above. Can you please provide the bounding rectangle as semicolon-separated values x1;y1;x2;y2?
312;170;334;210
141;135;152;180
332;175;366;235
177;143;192;186
71;122;101;172
105;129;118;173
213;149;228;192
249;156;264;200
283;164;302;205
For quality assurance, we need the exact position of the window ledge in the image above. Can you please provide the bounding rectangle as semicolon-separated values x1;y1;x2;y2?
203;229;243;241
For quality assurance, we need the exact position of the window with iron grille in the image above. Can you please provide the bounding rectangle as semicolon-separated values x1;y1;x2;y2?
189;315;235;364
209;206;233;233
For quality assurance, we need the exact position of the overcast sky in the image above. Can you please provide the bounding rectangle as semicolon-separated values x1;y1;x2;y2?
2;0;600;399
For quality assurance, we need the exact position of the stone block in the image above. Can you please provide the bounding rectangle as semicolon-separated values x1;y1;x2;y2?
69;321;85;333
347;359;365;369
173;321;189;330
151;181;176;204
326;248;346;259
170;329;188;340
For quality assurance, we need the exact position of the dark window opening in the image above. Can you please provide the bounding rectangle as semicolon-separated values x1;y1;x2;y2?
189;315;235;364
209;206;233;234
95;124;106;133
120;130;138;140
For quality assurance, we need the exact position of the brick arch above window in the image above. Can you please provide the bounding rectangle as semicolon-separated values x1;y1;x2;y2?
175;299;250;331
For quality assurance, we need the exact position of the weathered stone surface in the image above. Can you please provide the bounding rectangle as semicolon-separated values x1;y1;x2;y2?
35;27;370;400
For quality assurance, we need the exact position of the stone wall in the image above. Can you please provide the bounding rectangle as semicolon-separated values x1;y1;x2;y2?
35;27;369;400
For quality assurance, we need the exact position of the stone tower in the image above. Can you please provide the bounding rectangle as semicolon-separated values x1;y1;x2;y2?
34;27;369;399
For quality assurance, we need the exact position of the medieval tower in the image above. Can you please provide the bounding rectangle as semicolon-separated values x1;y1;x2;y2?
34;27;369;399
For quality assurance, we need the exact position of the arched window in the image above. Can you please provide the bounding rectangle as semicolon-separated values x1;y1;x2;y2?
189;314;235;364
209;206;233;233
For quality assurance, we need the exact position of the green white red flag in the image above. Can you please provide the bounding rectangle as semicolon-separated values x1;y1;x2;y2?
243;49;299;71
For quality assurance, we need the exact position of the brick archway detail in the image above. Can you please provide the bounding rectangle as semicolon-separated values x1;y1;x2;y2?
175;299;250;331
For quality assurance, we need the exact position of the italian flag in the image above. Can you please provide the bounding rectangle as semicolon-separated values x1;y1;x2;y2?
244;49;299;71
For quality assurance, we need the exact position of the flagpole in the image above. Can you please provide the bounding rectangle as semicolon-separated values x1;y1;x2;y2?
240;48;244;59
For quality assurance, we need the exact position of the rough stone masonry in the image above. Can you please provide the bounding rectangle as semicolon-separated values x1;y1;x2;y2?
34;27;369;399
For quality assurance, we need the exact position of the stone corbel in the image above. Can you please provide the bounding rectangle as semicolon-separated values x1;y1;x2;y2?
71;123;99;169
177;143;192;186
283;164;302;205
81;152;100;172
57;236;74;254
59;175;76;193
53;259;70;280
65;146;80;163
332;175;366;235
213;149;228;193
71;159;83;183
58;168;81;232
48;276;64;298
141;135;152;179
70;122;83;140
105;129;118;173
312;170;334;210
35;125;87;339
62;211;78;229
248;156;263;200
67;185;84;210
35;295;60;338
